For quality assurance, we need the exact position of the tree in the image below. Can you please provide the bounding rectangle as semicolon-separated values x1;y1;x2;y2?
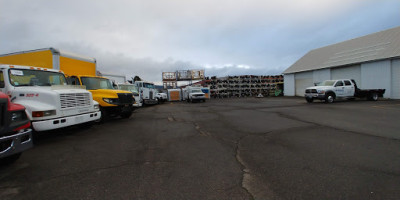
133;76;142;82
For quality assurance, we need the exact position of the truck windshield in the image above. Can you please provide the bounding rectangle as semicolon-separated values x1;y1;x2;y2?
143;83;155;89
9;69;67;87
119;84;139;95
192;89;202;93
319;80;336;86
81;77;114;90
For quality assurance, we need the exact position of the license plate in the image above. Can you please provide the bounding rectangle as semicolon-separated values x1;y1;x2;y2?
75;116;84;123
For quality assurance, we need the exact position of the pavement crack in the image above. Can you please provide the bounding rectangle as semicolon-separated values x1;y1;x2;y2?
235;134;254;200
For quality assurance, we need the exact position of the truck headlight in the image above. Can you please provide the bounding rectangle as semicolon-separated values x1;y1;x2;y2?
94;104;100;110
11;111;25;122
32;110;56;118
103;98;118;104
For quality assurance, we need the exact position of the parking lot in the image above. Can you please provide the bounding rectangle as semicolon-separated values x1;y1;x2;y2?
1;97;400;200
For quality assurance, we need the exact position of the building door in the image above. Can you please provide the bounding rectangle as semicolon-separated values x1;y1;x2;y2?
392;59;400;99
295;71;313;96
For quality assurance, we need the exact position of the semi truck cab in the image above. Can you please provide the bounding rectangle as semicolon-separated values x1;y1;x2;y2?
134;81;158;105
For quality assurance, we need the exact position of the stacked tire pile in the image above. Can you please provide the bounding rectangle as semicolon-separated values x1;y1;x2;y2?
206;75;284;98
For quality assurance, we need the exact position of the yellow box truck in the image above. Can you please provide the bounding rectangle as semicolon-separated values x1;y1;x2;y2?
0;48;135;122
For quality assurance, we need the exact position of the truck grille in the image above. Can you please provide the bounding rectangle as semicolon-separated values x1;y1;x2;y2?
60;93;91;109
117;93;134;104
305;89;317;93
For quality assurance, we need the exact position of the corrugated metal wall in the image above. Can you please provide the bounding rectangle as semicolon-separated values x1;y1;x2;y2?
313;69;331;85
331;65;361;85
361;60;391;98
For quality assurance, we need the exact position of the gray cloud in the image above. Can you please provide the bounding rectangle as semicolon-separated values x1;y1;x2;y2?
0;0;399;83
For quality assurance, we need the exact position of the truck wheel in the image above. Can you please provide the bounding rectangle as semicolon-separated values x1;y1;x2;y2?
368;92;378;101
306;98;313;103
97;107;109;123
0;153;21;165
120;111;132;119
325;93;335;103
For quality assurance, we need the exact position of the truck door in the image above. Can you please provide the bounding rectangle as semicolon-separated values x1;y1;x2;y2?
343;80;354;96
334;80;345;97
0;71;5;93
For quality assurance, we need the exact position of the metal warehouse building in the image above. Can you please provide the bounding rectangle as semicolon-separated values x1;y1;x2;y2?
283;26;400;99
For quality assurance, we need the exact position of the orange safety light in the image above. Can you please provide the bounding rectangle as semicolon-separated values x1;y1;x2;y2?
32;111;44;118
10;66;14;68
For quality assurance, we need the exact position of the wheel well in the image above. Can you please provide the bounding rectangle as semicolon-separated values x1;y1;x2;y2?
326;91;336;98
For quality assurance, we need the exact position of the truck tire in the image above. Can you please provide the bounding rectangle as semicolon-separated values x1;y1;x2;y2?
325;93;335;103
97;107;109;123
306;97;313;103
369;92;379;101
120;111;132;119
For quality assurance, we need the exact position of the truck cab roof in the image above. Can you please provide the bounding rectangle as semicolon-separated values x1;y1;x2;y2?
0;64;64;73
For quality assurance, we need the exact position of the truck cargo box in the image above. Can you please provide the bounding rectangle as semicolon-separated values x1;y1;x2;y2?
0;48;96;76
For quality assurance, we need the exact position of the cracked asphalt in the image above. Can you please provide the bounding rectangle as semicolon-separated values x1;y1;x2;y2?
1;97;400;199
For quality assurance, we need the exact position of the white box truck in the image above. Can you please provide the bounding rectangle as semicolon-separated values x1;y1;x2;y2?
0;65;100;131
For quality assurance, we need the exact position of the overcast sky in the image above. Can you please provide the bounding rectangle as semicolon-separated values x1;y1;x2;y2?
0;0;399;83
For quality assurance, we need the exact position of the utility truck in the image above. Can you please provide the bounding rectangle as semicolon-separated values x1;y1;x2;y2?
134;81;158;105
0;92;33;164
0;65;100;131
0;48;135;122
305;79;385;103
185;86;206;103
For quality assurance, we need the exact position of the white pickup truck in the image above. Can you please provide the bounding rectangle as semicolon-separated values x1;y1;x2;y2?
305;79;385;103
155;92;167;103
186;86;206;103
0;65;101;131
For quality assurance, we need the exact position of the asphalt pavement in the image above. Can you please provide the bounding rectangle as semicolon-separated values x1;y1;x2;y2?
1;97;400;199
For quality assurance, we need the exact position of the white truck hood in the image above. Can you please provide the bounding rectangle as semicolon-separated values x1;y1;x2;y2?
11;85;89;97
11;86;93;120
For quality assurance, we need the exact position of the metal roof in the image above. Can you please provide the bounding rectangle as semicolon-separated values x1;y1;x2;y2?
283;26;400;74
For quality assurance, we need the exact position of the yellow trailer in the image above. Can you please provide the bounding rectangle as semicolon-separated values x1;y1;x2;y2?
0;48;96;76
